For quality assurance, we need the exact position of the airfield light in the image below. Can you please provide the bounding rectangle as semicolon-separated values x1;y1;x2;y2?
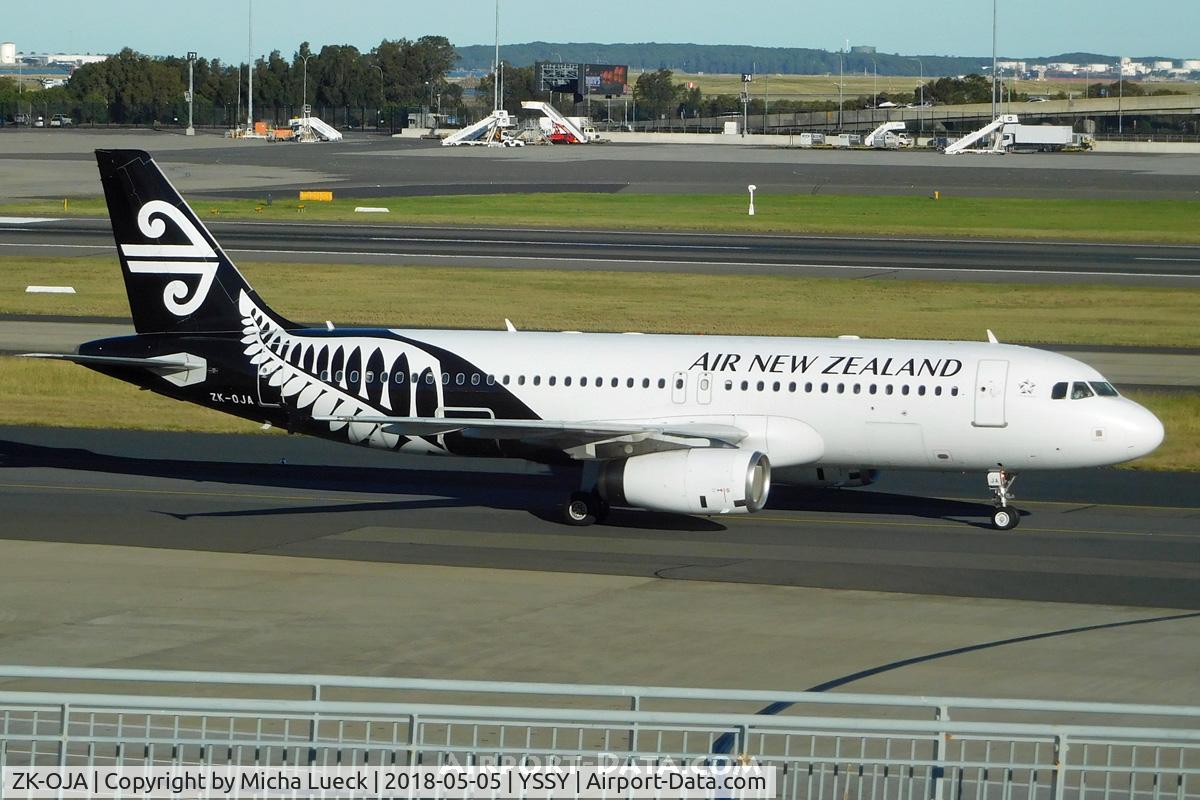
748;185;757;216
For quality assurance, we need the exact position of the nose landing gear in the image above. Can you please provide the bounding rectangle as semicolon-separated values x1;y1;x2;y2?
987;468;1020;530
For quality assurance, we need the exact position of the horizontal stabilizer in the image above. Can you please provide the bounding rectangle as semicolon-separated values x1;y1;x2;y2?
22;353;190;369
22;352;208;387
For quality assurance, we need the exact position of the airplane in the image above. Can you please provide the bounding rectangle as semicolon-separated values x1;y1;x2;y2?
25;150;1164;530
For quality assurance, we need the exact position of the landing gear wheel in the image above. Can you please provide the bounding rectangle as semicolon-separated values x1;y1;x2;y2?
563;491;599;526
991;506;1020;530
985;468;1021;531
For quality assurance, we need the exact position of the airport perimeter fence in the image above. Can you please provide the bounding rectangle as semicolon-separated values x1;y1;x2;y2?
1;665;1199;799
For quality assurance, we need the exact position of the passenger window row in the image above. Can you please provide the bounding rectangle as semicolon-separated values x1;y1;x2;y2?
723;379;960;397
315;370;964;399
317;370;671;390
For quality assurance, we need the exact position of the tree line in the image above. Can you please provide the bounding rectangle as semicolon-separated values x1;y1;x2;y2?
1;37;465;126
455;42;1123;78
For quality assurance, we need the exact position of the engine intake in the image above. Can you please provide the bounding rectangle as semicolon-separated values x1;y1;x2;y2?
598;449;771;516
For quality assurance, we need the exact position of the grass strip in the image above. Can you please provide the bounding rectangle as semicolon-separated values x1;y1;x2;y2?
3;193;1200;243
0;358;1192;471
5;257;1200;348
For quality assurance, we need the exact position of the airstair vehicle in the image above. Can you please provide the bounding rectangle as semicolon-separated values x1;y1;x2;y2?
943;114;1019;154
863;121;910;148
288;115;343;142
520;101;589;144
441;110;515;147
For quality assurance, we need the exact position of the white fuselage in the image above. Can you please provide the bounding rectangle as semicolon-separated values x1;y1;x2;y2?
276;319;1164;472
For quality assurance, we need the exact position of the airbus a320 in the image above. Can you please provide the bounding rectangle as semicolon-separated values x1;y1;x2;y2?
26;150;1164;530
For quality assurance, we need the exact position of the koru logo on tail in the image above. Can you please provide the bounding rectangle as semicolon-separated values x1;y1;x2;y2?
120;200;218;316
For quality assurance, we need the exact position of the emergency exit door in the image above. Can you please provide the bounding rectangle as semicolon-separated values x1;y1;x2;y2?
973;359;1009;428
671;371;688;404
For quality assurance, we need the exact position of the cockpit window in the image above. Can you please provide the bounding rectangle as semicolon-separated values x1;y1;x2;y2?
1089;381;1119;397
1071;381;1095;399
1051;382;1068;400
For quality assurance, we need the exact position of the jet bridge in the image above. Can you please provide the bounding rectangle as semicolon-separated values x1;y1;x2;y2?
520;101;589;144
944;113;1019;154
441;110;514;147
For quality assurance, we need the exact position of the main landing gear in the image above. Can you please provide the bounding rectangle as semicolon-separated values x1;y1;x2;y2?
562;490;610;526
987;468;1020;530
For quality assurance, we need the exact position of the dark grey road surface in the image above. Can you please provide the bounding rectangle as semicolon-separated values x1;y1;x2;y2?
5;131;1200;200
4;217;1200;286
2;426;1197;609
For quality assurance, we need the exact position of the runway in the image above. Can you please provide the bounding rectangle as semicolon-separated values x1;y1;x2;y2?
4;216;1200;286
3;426;1198;610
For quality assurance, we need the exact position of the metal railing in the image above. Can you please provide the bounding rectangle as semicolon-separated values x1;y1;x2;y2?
1;665;1198;798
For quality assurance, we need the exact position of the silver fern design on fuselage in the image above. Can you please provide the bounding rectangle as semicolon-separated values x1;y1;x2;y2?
239;292;446;453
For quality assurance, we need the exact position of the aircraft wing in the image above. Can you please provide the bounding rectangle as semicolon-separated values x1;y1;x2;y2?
312;414;748;450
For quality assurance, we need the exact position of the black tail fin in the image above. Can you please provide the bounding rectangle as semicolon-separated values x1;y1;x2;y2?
96;149;293;335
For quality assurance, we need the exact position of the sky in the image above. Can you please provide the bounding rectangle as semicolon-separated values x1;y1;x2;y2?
4;0;1195;63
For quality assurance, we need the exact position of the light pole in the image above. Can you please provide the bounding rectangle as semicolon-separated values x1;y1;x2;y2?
493;0;501;111
1083;64;1090;128
871;58;878;107
185;51;196;136
908;57;924;135
300;53;314;125
991;0;998;119
1119;74;1124;135
837;47;844;129
246;0;254;132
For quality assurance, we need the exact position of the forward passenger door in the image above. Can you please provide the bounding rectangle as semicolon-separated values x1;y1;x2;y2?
973;359;1009;428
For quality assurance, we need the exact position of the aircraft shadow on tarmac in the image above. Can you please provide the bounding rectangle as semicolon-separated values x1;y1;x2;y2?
1;438;999;531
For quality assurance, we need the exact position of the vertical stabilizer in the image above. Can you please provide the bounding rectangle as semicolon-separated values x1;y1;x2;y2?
95;149;292;334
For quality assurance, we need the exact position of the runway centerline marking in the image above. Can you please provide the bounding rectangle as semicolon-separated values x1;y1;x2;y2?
1136;257;1200;262
17;216;1200;250
2;243;1198;281
368;237;751;251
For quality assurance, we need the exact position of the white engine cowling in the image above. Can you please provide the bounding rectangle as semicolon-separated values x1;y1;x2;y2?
598;449;771;516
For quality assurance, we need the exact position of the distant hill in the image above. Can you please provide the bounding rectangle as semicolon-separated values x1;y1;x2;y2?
454;42;1170;76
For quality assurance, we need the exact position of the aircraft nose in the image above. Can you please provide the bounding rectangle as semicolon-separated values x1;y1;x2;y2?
1124;400;1165;460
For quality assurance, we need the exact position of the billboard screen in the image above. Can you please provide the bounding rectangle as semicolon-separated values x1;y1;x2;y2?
536;62;628;97
536;62;582;93
585;63;628;96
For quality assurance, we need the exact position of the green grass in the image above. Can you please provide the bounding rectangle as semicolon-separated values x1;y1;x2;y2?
1123;390;1200;472
0;356;270;434
6;256;1200;347
0;359;1193;471
658;71;1200;100
4;193;1200;244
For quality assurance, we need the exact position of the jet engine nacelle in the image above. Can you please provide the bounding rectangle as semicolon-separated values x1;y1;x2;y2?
598;449;771;516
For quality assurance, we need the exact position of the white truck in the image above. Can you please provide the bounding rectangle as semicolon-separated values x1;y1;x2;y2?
565;117;599;142
1000;124;1075;152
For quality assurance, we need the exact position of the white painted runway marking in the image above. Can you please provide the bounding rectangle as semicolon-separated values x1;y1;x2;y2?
53;216;1200;250
368;236;750;250
0;217;56;224
1136;257;1200;262
1;241;1196;280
